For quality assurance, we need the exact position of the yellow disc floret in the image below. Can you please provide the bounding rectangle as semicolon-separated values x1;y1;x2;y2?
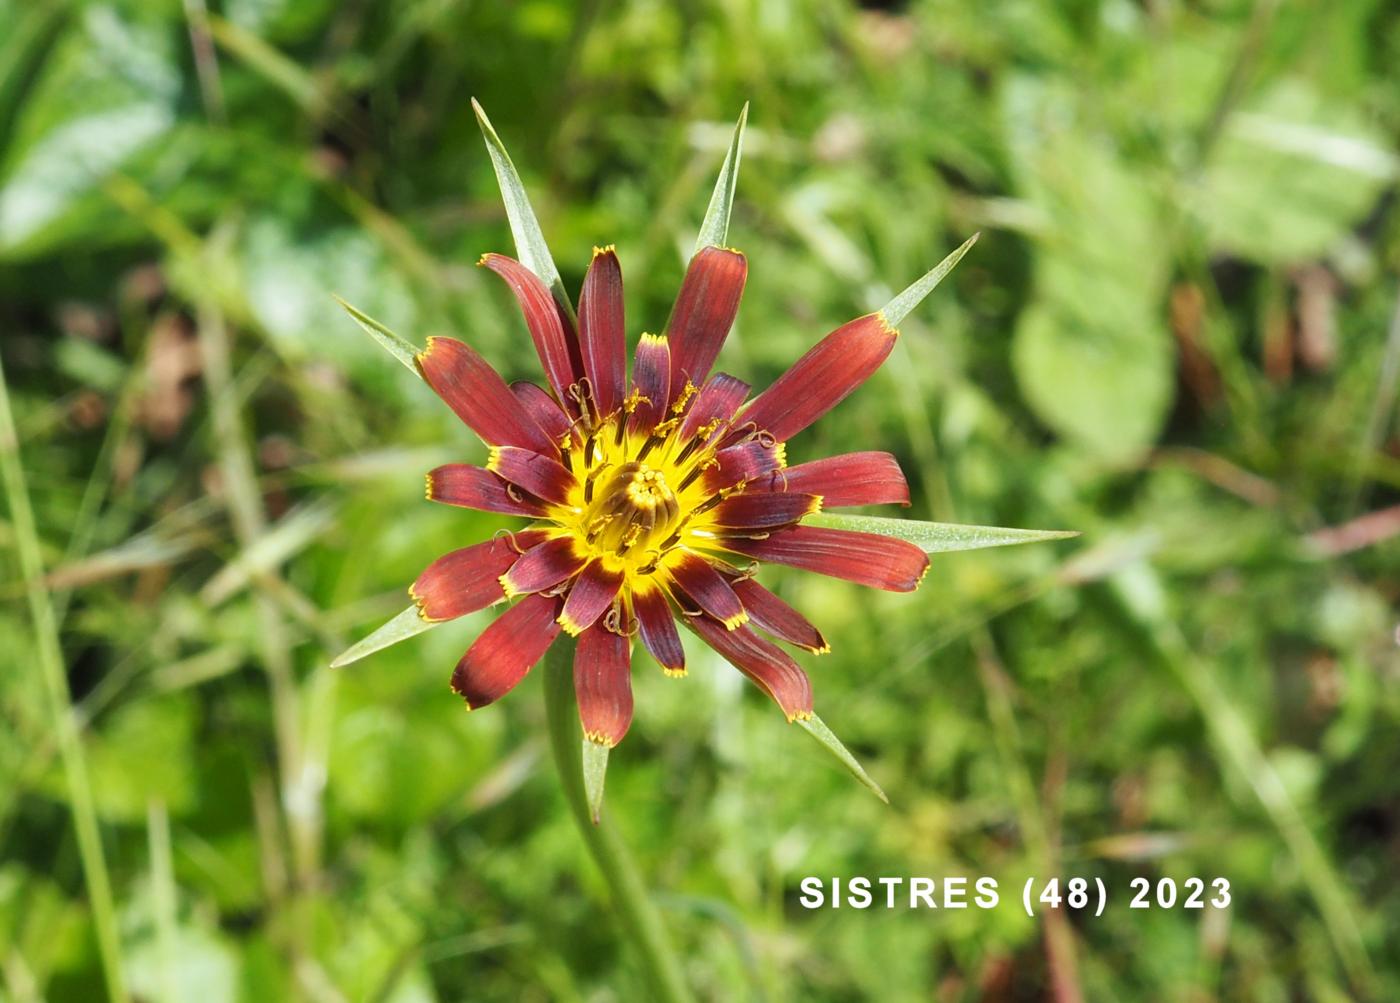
540;396;763;589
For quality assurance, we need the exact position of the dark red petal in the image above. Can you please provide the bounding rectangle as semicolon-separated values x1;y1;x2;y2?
501;536;586;597
688;617;813;722
633;579;685;675
718;525;928;593
480;254;583;408
578;247;627;418
417;337;555;454
451;593;562;709
666;552;747;629
426;463;548;517
756;451;910;508
510;381;573;447
711;491;821;529
487;445;578;507
741;314;897;443
410;531;548;621
574;624;633;747
729;576;829;653
679;372;750;442
699;439;784;495
559;560;624;636
667;247;747;403
627;333;672;436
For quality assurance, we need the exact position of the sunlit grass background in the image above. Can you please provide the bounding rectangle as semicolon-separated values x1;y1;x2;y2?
2;0;1399;999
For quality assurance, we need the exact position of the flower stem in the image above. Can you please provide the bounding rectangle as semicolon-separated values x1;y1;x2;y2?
541;637;693;1003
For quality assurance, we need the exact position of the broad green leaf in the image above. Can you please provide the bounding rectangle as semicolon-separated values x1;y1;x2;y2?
472;98;575;321
1013;304;1173;462
1003;75;1173;461
797;714;888;804
0;2;72;166
1199;80;1395;264
693;103;748;254
332;295;422;376
0;8;179;258
582;740;609;824
331;604;436;668
806;512;1077;553
0;103;172;255
879;233;979;327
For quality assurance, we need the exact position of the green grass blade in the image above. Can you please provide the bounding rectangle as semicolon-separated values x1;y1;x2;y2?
472;98;576;322
806;512;1078;554
0;355;130;1003
879;233;979;328
331;604;437;667
694;103;749;254
797;714;888;803
333;295;422;376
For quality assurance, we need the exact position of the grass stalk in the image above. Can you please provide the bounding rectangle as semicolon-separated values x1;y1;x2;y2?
0;354;130;1002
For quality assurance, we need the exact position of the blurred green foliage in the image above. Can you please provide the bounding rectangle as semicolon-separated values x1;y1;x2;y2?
2;0;1399;1000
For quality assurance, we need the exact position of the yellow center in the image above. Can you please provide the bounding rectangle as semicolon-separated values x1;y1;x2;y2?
582;461;681;556
537;385;779;581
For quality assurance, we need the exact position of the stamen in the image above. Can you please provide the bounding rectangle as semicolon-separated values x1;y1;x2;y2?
730;561;761;583
492;528;527;554
677;466;705;492
568;378;595;425
603;605;623;634
669;380;698;416
671;435;703;468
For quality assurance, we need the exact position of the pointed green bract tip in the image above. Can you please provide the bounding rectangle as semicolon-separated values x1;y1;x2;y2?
472;98;576;322
807;512;1078;554
693;103;749;255
879;232;980;328
798;713;889;804
581;738;609;824
330;603;438;668
332;294;422;376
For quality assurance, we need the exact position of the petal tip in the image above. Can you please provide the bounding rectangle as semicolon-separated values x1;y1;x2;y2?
722;611;749;631
558;612;587;636
662;666;688;678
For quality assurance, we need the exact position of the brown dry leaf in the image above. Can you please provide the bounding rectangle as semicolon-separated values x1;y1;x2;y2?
139;312;203;440
1169;282;1221;407
1295;264;1338;372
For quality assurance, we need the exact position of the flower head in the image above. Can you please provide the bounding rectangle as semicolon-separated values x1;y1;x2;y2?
409;241;929;749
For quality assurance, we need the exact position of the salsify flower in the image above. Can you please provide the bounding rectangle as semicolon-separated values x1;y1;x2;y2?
407;242;935;749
